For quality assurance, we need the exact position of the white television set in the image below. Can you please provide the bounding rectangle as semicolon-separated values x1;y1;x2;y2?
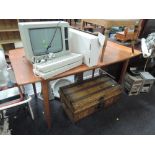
69;28;103;67
18;21;70;63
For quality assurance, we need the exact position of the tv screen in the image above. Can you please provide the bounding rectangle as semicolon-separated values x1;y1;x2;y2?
29;27;63;56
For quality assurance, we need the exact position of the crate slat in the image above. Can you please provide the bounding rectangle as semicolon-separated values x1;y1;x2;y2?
60;75;122;122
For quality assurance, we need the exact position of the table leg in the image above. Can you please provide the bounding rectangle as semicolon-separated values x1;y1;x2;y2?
75;72;83;82
119;59;129;84
32;83;37;96
92;69;95;78
100;29;109;62
131;40;135;54
41;80;52;128
100;37;108;62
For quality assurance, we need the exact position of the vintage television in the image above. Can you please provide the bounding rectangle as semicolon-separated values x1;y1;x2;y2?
18;21;70;63
18;21;83;79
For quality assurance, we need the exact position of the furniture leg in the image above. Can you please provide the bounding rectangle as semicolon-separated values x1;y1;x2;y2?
75;72;83;82
32;83;37;96
119;59;129;84
131;40;135;54
100;29;109;62
92;69;95;78
27;101;34;120
100;37;108;62
81;20;85;30
16;84;24;100
41;80;51;128
0;111;4;120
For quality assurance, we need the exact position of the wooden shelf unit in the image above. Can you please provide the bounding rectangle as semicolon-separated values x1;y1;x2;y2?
0;19;21;51
0;39;21;45
0;28;19;32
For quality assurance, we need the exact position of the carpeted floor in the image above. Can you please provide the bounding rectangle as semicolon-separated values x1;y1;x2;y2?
5;83;155;135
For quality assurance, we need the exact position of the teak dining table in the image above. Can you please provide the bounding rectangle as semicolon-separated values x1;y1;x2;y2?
9;40;141;128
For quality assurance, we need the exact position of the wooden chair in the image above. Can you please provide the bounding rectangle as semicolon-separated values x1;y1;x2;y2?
115;21;142;42
0;55;34;120
83;23;105;35
0;84;34;122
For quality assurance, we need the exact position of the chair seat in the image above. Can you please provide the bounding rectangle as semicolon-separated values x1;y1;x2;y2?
0;87;23;104
0;89;33;119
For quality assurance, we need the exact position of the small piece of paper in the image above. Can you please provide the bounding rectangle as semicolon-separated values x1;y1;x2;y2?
98;32;105;47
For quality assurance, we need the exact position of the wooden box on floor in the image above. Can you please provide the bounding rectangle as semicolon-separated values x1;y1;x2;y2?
59;75;122;122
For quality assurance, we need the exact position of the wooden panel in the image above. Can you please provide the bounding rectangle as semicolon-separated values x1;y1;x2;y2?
81;19;139;29
0;28;19;32
64;76;109;94
0;39;21;44
0;19;18;30
0;19;20;45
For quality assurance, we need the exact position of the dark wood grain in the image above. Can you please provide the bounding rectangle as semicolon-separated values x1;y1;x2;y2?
60;76;122;122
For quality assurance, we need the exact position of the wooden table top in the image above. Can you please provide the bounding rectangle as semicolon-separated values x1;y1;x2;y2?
9;41;141;85
81;19;139;29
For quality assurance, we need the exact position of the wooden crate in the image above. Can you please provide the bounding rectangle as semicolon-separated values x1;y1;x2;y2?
59;75;122;122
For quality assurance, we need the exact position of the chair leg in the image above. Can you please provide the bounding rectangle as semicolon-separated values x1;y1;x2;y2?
0;110;7;120
0;111;4;121
0;111;8;124
32;83;37;97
